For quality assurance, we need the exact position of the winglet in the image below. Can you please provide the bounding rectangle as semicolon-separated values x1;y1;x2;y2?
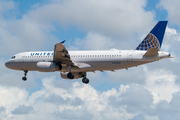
60;40;66;44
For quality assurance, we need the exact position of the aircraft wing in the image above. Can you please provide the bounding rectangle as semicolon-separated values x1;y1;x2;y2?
53;41;74;66
53;41;94;70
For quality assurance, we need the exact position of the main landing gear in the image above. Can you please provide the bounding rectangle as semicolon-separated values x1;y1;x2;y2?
66;66;90;84
22;70;28;81
82;72;89;84
82;77;89;84
66;72;89;84
67;66;74;79
67;72;74;79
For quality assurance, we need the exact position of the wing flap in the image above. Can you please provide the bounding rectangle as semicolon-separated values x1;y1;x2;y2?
143;48;158;57
76;63;93;69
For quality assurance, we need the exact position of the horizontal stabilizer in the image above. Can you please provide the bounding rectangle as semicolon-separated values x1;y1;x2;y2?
143;48;158;57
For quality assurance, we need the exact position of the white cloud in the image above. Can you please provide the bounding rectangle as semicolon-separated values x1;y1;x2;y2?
0;0;156;56
0;1;57;56
144;67;179;103
44;0;155;38
0;0;15;14
160;0;180;26
0;77;146;120
161;26;180;62
0;85;28;119
105;66;146;84
0;74;180;120
73;32;116;50
11;105;33;114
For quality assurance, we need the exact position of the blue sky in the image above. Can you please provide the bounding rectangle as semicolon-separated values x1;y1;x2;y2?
1;0;180;120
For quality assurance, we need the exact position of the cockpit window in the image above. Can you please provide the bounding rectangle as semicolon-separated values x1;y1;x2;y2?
11;56;16;59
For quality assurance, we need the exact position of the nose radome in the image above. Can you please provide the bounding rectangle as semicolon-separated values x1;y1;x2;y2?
5;62;10;68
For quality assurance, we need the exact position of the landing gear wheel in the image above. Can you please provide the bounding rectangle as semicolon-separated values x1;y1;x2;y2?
67;72;74;79
22;77;27;81
82;77;89;84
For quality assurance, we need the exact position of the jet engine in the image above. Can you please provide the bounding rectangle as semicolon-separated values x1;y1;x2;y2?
60;72;86;79
36;62;59;72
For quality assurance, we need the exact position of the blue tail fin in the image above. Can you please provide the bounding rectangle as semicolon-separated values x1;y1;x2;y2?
135;21;168;51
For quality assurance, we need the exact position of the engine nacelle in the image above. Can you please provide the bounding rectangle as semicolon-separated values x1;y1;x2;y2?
36;62;58;72
61;72;86;79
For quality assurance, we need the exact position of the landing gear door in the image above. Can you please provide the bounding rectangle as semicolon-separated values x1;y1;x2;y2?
127;51;133;61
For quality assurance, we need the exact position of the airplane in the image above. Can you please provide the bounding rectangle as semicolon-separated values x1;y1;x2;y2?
5;21;171;84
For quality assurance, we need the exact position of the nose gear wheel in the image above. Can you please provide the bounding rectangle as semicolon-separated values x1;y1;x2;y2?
22;70;28;81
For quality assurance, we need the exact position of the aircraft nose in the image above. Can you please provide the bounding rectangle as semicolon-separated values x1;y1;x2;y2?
5;61;11;68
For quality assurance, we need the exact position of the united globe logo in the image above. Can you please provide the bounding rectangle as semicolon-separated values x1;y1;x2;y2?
135;33;160;51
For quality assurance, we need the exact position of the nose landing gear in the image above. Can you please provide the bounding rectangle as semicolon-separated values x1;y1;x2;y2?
22;70;28;81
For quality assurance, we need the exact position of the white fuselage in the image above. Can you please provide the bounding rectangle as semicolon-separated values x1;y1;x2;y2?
5;50;170;72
